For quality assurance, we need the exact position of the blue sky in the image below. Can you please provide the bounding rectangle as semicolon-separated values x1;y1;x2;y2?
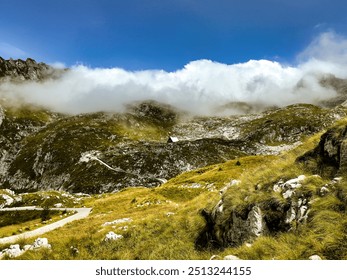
0;0;346;70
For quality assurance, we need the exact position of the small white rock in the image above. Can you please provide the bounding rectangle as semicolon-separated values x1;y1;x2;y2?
104;231;123;242
309;255;322;260
102;218;132;226
223;255;241;260
320;186;330;196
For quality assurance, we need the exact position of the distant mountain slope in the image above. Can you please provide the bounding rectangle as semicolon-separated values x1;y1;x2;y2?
1;100;346;193
1;57;347;194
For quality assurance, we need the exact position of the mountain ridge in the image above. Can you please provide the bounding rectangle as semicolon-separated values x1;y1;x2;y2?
0;56;64;82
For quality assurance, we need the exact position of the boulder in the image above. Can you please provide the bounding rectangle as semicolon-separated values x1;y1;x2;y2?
297;124;347;177
197;175;313;249
0;194;14;208
32;238;51;250
0;244;23;259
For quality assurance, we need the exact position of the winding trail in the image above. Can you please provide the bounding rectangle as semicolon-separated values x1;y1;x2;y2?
0;207;92;244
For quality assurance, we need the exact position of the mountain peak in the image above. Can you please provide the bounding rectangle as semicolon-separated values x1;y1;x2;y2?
0;56;62;82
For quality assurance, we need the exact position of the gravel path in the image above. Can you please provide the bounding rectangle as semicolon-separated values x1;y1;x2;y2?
0;207;92;244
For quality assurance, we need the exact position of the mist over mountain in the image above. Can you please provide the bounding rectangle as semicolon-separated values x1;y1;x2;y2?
1;32;347;116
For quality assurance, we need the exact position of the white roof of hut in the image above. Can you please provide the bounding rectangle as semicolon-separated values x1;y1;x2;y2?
167;136;179;143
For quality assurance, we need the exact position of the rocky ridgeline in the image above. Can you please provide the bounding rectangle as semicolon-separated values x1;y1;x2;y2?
0;57;62;81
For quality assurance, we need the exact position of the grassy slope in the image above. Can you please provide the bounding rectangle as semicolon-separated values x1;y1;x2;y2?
6;121;345;260
1;105;347;259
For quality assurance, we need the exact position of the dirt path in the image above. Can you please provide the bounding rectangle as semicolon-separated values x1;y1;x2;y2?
0;207;92;244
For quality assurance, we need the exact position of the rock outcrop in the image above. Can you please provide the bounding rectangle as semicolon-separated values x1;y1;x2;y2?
0;57;62;82
196;175;314;249
297;123;347;177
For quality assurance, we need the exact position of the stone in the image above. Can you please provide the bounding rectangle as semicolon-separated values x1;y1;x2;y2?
285;206;296;224
333;177;342;183
0;194;14;208
210;255;222;260
273;184;282;193
104;231;123;242
320;186;330;196
273;175;307;199
284;175;305;189
283;189;295;199
32;238;51;250
1;244;23;258
309;255;322;260
220;180;241;195
248;206;266;237
297;206;308;222
102;218;132;226
223;255;240;260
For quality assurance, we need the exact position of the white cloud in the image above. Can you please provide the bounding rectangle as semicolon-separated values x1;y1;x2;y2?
0;43;27;59
1;31;347;115
297;31;347;76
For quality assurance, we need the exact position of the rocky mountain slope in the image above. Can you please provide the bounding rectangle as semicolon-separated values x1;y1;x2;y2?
2;100;346;193
1;57;347;260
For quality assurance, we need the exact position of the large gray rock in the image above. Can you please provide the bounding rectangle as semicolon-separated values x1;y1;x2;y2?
297;124;347;177
32;237;51;250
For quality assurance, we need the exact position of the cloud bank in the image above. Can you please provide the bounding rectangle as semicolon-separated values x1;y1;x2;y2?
1;31;347;115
